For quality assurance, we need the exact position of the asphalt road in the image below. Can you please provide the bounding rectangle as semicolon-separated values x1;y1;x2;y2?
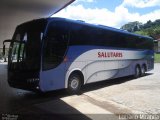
0;63;160;120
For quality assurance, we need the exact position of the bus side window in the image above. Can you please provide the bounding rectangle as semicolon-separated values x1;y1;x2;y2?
43;21;69;70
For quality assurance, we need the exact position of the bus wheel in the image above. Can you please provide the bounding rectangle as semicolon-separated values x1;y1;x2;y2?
67;73;82;94
134;65;141;78
141;65;146;76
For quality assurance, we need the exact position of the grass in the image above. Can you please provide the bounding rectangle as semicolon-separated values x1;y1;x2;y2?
155;53;160;63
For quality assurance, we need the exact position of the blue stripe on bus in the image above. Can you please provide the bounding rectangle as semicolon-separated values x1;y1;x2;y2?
66;45;153;61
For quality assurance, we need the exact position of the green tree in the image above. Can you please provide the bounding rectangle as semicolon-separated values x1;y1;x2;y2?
121;21;143;32
121;19;160;38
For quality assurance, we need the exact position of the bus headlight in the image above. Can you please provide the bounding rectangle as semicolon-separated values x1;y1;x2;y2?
36;86;39;90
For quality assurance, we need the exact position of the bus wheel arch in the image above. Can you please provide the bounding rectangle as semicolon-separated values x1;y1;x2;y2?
67;70;84;94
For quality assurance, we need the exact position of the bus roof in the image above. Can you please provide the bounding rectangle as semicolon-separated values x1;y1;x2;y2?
49;17;153;40
19;17;153;40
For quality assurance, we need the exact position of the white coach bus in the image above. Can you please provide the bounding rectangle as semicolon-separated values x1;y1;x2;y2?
3;18;154;93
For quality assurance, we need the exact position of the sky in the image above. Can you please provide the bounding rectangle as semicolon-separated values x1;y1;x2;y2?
53;0;160;28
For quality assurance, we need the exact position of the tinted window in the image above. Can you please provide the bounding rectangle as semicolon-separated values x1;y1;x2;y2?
69;22;153;50
43;21;69;70
9;19;46;71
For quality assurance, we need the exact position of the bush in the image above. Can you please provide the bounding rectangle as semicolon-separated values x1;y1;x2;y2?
155;53;160;63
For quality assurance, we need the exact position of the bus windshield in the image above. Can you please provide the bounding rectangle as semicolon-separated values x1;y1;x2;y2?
9;20;46;71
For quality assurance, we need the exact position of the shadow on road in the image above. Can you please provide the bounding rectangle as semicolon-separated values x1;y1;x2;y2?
0;64;91;120
2;90;92;120
0;63;153;120
81;73;153;93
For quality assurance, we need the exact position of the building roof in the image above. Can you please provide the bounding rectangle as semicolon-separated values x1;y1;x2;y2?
0;0;75;48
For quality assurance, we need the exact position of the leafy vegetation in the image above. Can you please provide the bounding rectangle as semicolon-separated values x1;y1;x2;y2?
135;25;160;37
121;19;160;37
121;21;143;32
155;53;160;63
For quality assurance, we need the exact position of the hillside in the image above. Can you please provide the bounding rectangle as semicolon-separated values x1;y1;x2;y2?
121;19;160;38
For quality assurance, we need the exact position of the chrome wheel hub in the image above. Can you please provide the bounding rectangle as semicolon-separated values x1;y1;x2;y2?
71;78;79;89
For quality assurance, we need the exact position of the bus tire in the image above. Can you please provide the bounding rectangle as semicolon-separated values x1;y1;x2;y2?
141;64;146;76
67;73;82;94
134;65;141;78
